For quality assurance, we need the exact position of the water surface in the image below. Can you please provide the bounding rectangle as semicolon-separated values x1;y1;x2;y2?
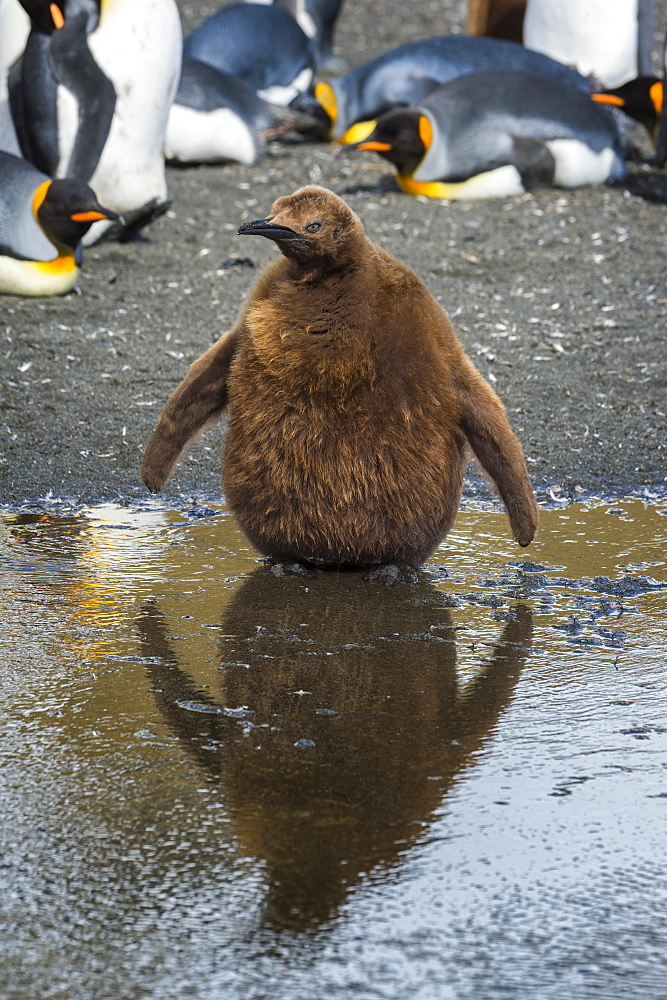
1;498;665;1000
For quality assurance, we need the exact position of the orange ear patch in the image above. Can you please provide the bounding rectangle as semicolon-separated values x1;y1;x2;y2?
418;115;433;149
314;82;337;124
32;180;52;218
650;81;663;114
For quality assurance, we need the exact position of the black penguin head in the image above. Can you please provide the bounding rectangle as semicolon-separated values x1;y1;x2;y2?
348;110;430;176
19;0;101;33
290;90;333;139
592;76;663;135
18;0;65;32
238;186;368;269
35;179;119;252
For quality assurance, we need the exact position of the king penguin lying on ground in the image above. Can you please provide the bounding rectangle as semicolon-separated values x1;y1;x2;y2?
0;149;117;296
349;70;667;202
141;186;538;583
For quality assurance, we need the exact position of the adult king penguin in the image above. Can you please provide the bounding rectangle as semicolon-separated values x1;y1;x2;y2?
10;0;181;244
141;186;538;583
305;35;591;142
523;0;655;89
267;0;346;68
591;23;667;155
0;150;118;295
350;69;667;201
165;54;316;165
184;3;314;106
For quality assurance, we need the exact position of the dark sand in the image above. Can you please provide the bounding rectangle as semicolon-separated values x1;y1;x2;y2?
1;0;666;509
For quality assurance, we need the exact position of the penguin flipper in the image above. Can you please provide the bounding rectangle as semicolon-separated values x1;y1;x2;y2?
7;58;30;162
141;327;242;493
116;201;170;244
612;170;667;203
509;137;556;190
8;43;60;176
87;200;169;245
456;363;538;547
49;13;116;182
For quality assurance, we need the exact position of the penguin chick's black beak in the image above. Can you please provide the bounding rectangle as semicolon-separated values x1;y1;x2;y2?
238;218;300;241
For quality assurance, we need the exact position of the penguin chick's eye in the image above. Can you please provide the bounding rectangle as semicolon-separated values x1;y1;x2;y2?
305;222;322;233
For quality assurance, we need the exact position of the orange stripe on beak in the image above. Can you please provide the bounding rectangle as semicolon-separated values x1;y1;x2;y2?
50;3;65;28
591;93;625;108
32;179;52;217
356;141;393;152
70;211;109;222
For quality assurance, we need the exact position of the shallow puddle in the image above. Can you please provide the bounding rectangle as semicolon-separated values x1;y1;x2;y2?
1;497;666;1000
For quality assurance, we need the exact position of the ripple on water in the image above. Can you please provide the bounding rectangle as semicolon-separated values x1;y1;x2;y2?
0;497;665;1000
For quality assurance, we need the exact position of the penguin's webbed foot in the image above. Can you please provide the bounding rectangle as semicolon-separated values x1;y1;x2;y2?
267;557;317;579
363;562;419;586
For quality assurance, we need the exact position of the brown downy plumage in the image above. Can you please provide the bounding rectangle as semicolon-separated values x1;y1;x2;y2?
141;185;538;580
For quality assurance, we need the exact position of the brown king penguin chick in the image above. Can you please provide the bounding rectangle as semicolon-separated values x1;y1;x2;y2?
141;186;538;583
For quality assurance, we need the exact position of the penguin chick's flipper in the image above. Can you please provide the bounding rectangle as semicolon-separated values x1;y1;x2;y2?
456;361;539;546
141;327;242;493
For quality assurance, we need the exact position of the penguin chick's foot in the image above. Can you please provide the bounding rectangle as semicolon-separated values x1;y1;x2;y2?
267;557;317;578
363;562;419;586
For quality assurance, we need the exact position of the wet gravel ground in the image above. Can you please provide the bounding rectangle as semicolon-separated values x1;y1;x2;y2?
1;0;666;509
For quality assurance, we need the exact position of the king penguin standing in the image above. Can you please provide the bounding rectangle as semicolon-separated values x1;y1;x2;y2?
10;0;182;244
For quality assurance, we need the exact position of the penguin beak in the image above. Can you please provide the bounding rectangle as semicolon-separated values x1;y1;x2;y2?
238;218;299;240
70;208;120;223
342;120;393;152
337;119;378;146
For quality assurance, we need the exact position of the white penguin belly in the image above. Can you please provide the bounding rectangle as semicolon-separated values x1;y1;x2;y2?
546;139;618;187
165;104;258;165
86;0;181;214
523;0;639;87
258;66;313;106
451;165;525;199
0;0;29;156
0;254;77;296
290;0;317;39
55;84;79;177
0;0;29;76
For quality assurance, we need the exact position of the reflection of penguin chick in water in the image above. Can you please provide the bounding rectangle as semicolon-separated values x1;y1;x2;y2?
142;186;538;582
137;579;533;930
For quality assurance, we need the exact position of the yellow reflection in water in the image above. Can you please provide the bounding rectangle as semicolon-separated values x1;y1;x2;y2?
1;497;665;676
